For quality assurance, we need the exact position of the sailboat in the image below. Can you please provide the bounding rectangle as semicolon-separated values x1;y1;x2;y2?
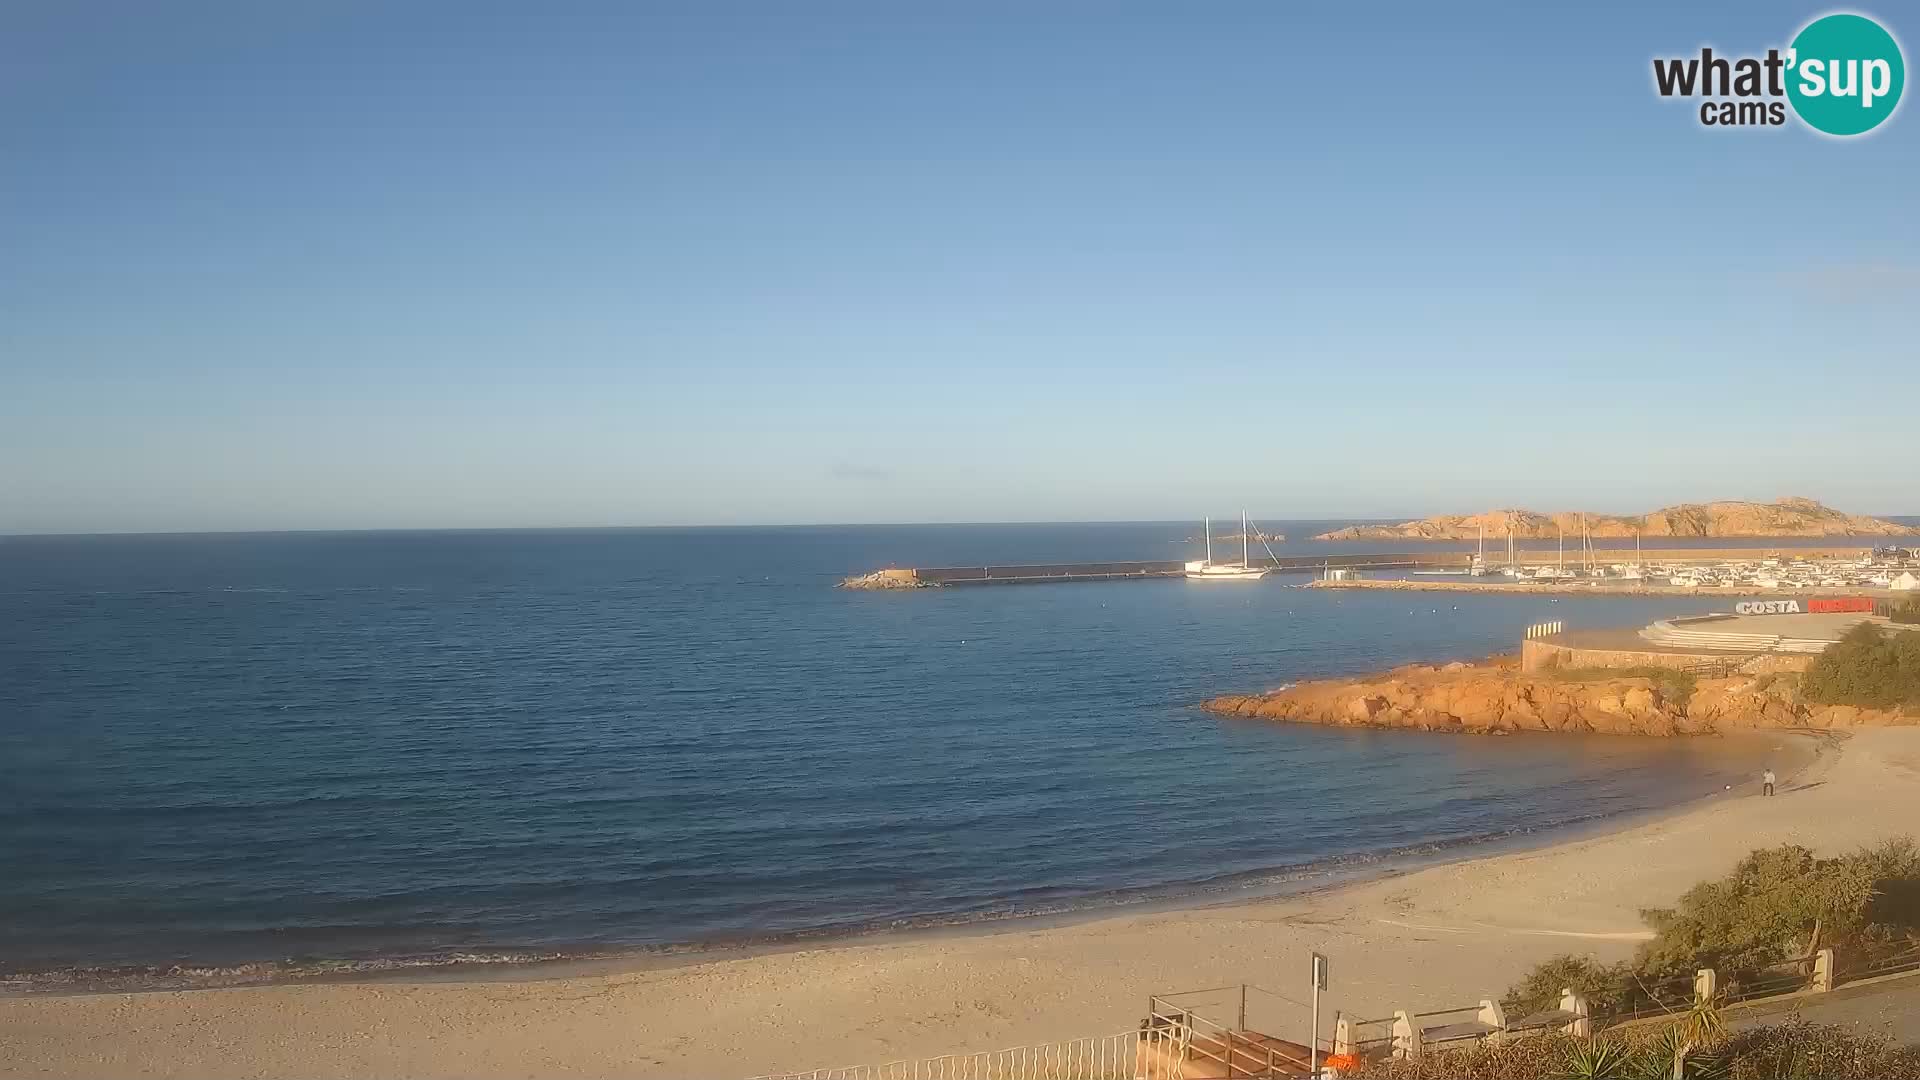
1621;531;1646;580
1531;522;1574;580
1186;513;1271;581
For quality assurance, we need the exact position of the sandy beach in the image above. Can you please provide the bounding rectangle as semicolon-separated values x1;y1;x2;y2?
5;729;1918;1080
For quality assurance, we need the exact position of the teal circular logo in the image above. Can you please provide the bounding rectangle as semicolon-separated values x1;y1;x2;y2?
1786;13;1905;136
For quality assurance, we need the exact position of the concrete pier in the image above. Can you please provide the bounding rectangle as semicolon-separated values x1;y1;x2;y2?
844;553;1469;588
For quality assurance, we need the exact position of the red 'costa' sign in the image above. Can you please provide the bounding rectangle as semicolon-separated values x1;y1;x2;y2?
1808;597;1875;614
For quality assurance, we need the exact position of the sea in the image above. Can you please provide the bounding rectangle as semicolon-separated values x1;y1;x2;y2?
1;521;1895;989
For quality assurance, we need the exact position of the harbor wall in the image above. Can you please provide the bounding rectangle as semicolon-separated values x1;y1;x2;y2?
912;552;1462;586
916;561;1185;585
1519;637;1816;675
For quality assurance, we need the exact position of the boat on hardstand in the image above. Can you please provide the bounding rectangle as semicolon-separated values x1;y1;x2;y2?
1186;513;1270;581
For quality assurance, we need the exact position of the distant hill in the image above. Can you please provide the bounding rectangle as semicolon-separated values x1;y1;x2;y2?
1315;497;1920;541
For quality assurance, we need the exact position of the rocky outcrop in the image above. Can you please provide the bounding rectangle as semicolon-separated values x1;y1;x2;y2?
1203;659;1915;736
1315;497;1918;541
839;568;923;590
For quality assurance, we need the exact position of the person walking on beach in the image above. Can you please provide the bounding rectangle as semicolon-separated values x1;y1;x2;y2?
1762;768;1777;797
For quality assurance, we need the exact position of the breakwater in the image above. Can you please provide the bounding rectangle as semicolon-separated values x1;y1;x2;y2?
841;544;1894;590
843;552;1470;589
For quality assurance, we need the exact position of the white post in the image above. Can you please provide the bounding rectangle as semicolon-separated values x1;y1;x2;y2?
1558;988;1592;1038
1813;949;1835;992
1391;1010;1420;1060
1477;999;1508;1044
1694;967;1717;1004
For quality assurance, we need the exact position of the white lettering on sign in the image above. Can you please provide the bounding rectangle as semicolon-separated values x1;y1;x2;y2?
1735;600;1803;615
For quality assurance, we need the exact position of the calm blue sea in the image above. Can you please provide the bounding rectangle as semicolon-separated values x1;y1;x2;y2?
0;523;1847;983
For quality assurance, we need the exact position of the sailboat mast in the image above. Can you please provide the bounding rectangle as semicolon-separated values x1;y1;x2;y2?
1242;510;1250;568
1205;517;1212;564
1559;523;1564;572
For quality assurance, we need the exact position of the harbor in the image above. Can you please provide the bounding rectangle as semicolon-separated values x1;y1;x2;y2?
843;544;1920;592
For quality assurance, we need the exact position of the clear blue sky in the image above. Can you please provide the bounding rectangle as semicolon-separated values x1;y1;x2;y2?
3;1;1915;533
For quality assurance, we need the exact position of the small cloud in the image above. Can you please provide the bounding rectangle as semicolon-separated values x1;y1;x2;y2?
829;462;894;482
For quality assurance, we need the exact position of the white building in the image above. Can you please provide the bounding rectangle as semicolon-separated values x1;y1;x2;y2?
1893;571;1920;591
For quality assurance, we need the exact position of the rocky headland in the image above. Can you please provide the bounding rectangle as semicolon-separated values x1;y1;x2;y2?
1203;656;1914;737
1315;497;1918;542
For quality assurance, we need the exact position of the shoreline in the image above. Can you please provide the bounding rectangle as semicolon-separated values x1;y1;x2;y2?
0;731;1810;1002
9;734;1896;1080
358;730;1826;986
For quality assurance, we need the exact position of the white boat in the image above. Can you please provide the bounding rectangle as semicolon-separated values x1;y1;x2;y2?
1186;513;1270;581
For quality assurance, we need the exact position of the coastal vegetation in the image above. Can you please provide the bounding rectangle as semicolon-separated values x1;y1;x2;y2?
1379;841;1920;1079
1548;664;1699;708
1800;624;1920;710
1503;839;1920;1017
1345;1021;1920;1079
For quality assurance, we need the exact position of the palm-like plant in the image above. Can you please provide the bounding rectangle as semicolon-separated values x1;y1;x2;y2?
1676;994;1725;1047
1562;1038;1635;1080
1558;1027;1731;1080
1638;1025;1729;1080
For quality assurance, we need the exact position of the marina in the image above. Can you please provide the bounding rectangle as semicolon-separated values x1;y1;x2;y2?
846;543;1920;592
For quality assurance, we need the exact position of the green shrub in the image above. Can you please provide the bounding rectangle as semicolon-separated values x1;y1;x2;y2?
1505;840;1920;1013
1341;1033;1575;1080
1636;844;1876;977
1550;665;1699;706
1800;623;1920;709
1720;1018;1920;1079
1343;1023;1919;1080
1501;954;1638;1019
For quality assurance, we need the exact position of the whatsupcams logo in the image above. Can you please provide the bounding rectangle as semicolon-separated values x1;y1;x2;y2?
1652;11;1905;135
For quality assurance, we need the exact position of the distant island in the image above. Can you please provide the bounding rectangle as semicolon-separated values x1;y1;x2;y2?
1315;497;1918;541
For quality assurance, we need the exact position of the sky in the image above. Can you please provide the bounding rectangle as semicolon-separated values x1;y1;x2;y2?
2;1;1916;533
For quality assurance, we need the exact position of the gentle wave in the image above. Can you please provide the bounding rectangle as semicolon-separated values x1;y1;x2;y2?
0;525;1775;983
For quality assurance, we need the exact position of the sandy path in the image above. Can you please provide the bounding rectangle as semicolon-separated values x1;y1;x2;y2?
4;729;1916;1080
